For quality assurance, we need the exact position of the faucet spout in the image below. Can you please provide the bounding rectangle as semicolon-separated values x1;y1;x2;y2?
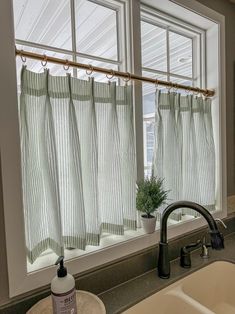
158;201;224;279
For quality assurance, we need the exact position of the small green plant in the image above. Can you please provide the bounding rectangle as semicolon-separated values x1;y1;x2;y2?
136;177;169;218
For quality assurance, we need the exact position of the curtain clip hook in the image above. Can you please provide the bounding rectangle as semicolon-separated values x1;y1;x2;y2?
166;81;173;92
63;59;70;71
193;87;200;96
86;64;94;76
173;83;178;93
155;78;159;89
41;54;48;68
20;49;27;64
122;72;131;85
106;69;115;83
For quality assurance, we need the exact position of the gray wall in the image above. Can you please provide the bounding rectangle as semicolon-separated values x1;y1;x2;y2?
0;0;235;306
0;159;9;305
196;0;235;197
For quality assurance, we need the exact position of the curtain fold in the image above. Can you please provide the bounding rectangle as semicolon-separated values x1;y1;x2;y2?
20;66;136;263
152;90;215;218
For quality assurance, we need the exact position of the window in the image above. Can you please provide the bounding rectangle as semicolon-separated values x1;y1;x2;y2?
14;0;127;84
14;0;132;272
141;7;204;177
0;0;226;297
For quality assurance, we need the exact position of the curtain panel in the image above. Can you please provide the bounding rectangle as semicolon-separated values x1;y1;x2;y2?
20;66;136;263
153;90;215;218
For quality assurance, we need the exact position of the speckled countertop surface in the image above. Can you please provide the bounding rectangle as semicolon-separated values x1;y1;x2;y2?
98;232;235;314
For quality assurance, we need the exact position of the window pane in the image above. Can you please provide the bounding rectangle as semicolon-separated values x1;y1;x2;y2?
75;0;118;61
14;0;72;50
169;31;192;77
142;71;167;177
141;21;167;72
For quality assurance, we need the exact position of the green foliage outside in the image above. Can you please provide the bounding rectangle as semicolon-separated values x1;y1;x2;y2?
136;177;169;218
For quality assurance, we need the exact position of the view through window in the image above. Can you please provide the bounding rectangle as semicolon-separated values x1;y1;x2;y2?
14;0;125;84
141;13;200;177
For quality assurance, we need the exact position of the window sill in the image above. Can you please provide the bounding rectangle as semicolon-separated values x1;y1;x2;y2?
27;213;219;273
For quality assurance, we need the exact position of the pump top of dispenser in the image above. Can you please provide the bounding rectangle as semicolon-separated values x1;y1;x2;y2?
55;256;67;278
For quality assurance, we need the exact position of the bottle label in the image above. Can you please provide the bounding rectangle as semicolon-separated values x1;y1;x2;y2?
52;288;77;314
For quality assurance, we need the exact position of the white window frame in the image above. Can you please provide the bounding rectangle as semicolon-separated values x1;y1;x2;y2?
0;0;226;298
141;6;205;87
141;6;206;176
15;0;128;78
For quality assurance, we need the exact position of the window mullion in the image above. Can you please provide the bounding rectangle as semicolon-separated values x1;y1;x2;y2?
116;9;121;64
116;6;123;85
199;31;206;89
166;26;170;81
70;0;77;77
192;37;196;87
129;0;144;182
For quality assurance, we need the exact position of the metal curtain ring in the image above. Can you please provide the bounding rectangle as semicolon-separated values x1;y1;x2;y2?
63;59;70;71
203;89;210;97
41;54;48;67
193;87;200;96
185;87;191;94
173;83;178;93
106;69;115;80
166;81;173;91
20;50;26;63
123;72;131;83
86;64;94;76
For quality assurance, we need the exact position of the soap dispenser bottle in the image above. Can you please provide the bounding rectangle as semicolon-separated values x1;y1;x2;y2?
51;256;77;314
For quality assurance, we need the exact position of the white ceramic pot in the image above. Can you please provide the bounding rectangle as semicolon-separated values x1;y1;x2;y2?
141;215;157;234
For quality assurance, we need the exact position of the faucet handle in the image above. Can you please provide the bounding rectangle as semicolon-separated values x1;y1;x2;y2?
200;235;211;259
215;218;227;229
180;240;201;268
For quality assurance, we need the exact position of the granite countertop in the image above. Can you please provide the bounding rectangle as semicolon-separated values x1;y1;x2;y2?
98;232;235;314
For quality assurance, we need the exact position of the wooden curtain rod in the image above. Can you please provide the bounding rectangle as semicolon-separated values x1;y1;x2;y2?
15;48;215;97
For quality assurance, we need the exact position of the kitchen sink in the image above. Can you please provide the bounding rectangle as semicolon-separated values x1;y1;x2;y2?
123;261;235;314
122;292;206;314
181;261;235;314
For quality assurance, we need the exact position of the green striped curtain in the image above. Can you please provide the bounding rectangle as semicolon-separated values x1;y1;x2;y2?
20;66;136;263
152;90;215;218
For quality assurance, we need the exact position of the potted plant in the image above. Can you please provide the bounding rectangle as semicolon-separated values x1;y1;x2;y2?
136;176;169;234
